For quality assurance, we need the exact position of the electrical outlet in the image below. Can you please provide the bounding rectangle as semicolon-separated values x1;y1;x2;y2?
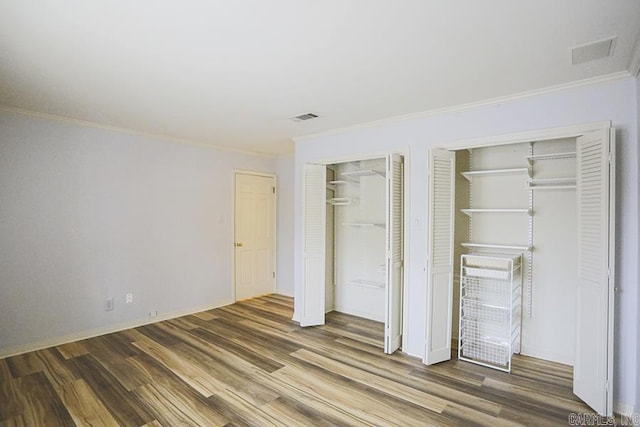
105;297;114;311
125;293;133;304
149;310;157;318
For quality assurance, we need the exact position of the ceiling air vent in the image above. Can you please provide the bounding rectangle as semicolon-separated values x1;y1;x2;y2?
571;36;616;65
290;112;319;122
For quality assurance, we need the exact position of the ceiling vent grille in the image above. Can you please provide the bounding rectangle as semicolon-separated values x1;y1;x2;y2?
571;36;616;65
290;112;319;122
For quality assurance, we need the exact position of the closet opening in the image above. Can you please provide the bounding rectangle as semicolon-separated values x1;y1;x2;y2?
301;154;405;354
425;123;615;416
451;139;578;370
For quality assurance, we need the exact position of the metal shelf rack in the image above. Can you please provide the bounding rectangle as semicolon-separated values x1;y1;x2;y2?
458;253;522;372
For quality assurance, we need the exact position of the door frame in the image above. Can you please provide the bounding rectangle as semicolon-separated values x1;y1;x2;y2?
426;120;615;415
325;167;336;313
233;169;277;301
439;121;612;150
300;151;411;347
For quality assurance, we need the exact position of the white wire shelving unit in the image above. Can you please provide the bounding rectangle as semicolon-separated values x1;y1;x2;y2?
458;253;522;372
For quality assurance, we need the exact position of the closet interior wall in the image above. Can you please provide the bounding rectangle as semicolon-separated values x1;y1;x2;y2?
327;158;387;322
524;138;577;364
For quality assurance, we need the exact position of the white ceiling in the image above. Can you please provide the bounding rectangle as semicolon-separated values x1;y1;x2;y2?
1;1;639;155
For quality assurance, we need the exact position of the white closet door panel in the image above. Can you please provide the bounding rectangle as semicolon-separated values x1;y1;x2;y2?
385;154;403;354
573;128;615;416
301;164;326;327
425;149;455;364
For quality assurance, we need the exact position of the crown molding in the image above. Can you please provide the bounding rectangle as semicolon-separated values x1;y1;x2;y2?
628;33;640;77
0;105;277;158
293;71;632;143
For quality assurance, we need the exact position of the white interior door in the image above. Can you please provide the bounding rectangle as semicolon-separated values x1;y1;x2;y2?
234;173;276;300
425;149;456;364
385;154;404;354
300;163;326;327
573;128;615;416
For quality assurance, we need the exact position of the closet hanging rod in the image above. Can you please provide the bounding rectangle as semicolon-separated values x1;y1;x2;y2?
528;177;576;183
460;208;531;216
526;151;576;161
327;197;358;206
340;169;385;178
461;167;531;181
342;222;384;228
348;279;385;289
461;242;532;251
526;185;577;190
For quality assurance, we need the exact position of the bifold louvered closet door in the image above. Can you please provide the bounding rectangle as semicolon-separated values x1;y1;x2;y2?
425;149;456;364
573;129;615;416
385;154;404;354
301;164;326;327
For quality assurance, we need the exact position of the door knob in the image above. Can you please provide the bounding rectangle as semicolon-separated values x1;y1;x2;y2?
235;242;243;247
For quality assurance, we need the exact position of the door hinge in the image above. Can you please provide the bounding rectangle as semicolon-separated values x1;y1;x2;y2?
272;186;276;194
272;271;276;279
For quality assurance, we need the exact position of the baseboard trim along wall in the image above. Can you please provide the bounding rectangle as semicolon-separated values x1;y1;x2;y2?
613;402;639;418
0;299;235;359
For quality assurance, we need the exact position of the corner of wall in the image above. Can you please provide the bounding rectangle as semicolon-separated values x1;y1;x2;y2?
635;72;640;416
0;111;278;356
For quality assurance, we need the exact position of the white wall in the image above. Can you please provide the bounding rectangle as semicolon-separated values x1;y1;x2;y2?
0;110;277;356
293;76;639;412
276;155;295;296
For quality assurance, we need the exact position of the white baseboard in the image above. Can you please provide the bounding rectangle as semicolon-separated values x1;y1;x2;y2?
519;344;573;366
614;401;638;416
333;306;384;323
275;289;294;298
0;299;235;359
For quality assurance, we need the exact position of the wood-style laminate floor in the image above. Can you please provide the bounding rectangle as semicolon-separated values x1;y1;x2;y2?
0;294;595;426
